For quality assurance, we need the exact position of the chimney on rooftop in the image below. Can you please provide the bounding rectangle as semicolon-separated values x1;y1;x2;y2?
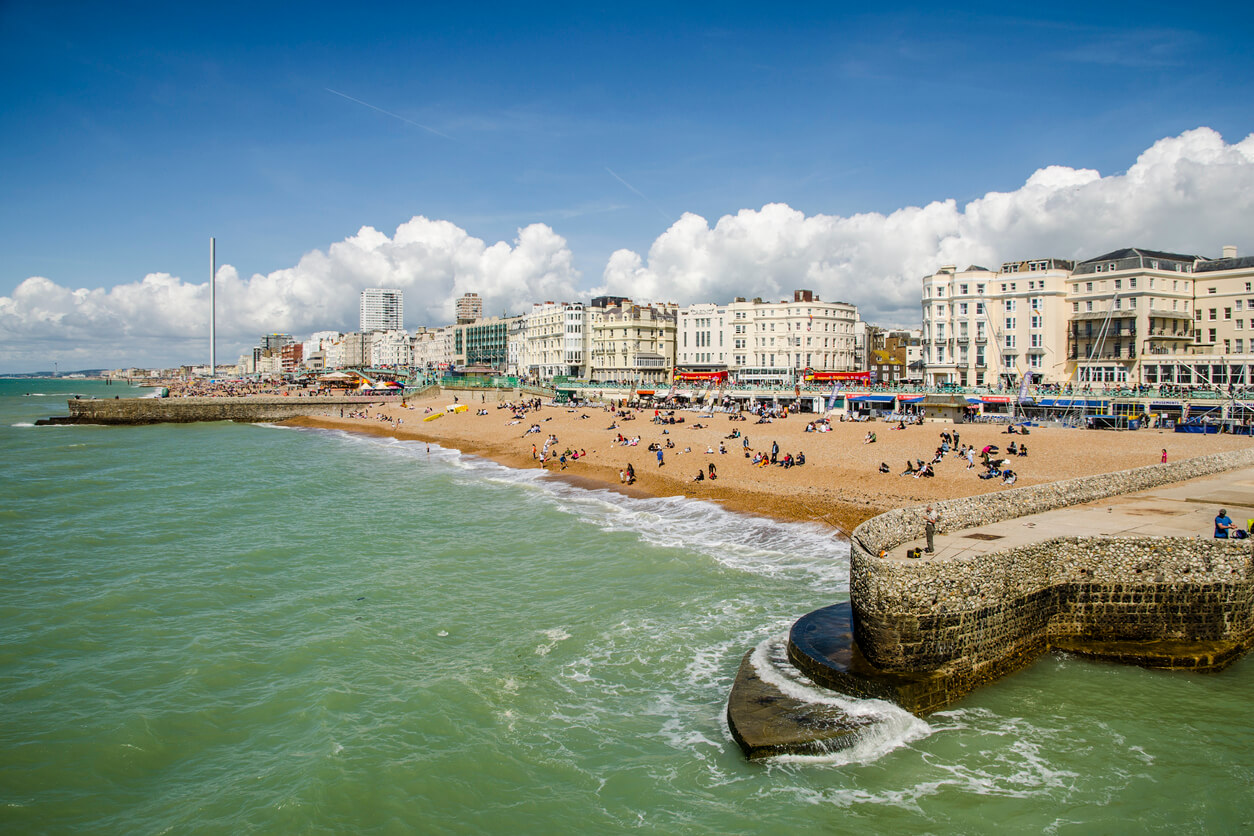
1223;245;1238;259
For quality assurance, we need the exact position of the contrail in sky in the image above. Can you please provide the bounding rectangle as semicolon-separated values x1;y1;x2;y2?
605;167;674;224
325;88;453;140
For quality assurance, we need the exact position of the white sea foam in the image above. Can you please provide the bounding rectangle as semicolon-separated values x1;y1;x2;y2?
287;425;850;592
746;636;932;766
11;422;35;427
915;707;1087;798
535;628;571;656
456;458;849;591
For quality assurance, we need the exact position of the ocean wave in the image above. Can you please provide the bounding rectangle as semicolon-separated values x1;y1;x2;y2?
748;636;932;767
279;424;850;591
448;456;849;591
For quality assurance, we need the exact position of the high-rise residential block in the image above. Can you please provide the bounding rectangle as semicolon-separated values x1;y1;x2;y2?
455;292;482;325
360;288;403;332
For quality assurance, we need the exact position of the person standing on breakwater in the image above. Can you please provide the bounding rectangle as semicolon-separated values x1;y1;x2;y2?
924;505;940;553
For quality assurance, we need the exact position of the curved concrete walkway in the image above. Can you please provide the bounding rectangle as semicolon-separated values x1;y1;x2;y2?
892;465;1254;562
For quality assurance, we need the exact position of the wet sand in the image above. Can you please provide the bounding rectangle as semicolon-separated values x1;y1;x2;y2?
282;394;1252;534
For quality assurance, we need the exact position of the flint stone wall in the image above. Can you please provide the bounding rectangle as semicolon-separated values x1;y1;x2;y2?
64;396;392;424
849;448;1254;680
58;387;531;424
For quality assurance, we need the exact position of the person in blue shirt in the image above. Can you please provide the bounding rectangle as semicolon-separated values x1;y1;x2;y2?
1214;509;1235;538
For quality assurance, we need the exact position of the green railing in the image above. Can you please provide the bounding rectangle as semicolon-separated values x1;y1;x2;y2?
439;376;520;389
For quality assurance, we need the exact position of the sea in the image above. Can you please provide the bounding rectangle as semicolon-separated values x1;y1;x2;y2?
2;378;1251;834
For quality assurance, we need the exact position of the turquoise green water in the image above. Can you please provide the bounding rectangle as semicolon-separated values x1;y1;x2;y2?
2;379;1252;834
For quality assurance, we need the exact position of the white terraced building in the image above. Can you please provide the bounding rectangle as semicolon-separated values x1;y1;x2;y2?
920;246;1254;388
677;291;861;386
587;298;677;384
520;301;588;380
921;259;1074;388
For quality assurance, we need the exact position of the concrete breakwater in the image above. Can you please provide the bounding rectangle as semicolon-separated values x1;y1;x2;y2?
38;395;381;425
851;448;1254;707
729;448;1254;759
36;387;531;425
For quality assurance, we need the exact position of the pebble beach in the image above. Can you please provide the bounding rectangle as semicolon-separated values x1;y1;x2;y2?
284;393;1253;533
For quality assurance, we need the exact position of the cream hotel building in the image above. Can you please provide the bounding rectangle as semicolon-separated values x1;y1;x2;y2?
921;246;1254;389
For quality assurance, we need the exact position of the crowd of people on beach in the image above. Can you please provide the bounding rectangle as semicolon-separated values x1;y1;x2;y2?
877;426;1029;486
323;390;1231;516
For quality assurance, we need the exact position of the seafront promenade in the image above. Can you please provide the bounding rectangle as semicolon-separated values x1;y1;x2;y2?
897;464;1254;560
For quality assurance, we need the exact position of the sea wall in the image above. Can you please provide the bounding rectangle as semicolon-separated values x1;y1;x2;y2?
48;387;538;425
57;396;371;424
847;448;1254;711
852;448;1254;558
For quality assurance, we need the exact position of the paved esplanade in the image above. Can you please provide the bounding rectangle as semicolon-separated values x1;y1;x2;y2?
897;466;1254;561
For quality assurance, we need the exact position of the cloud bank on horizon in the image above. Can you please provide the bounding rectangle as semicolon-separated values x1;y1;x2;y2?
3;127;1253;370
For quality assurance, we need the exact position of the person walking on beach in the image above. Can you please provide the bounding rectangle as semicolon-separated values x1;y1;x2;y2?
924;505;940;553
657;448;664;467
1161;448;1168;464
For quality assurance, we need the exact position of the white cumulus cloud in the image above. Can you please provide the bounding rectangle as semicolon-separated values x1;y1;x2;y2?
598;127;1254;326
0;219;581;369
2;127;1252;372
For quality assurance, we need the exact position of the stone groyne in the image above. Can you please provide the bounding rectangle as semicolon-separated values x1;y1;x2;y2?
39;396;376;425
849;448;1254;712
729;448;1254;758
37;387;533;425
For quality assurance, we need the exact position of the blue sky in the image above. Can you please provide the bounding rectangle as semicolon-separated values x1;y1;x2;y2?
2;2;1253;371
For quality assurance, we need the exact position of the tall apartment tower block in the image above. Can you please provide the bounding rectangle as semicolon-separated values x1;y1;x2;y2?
360;288;403;332
456;292;483;324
